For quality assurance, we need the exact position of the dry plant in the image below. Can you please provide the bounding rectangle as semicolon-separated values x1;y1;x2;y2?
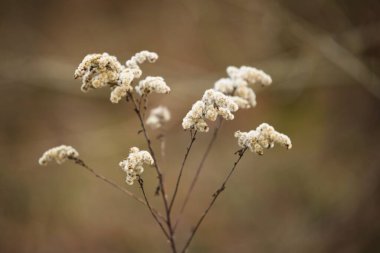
38;51;292;253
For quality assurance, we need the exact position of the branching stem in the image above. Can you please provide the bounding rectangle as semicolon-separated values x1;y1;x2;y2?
69;157;166;222
174;118;223;230
181;147;247;253
169;130;198;213
127;92;177;253
138;177;170;239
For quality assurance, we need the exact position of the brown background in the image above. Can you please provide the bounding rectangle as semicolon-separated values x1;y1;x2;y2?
1;0;380;252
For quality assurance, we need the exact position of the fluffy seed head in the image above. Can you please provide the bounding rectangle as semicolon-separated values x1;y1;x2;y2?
74;53;123;92
126;50;158;72
109;68;135;103
214;65;272;109
38;145;79;165
74;51;160;103
227;66;272;86
235;123;292;155
146;106;171;129
119;147;154;185
182;89;238;132
135;76;170;96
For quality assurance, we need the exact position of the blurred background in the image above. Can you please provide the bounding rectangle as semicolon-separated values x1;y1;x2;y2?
1;0;380;252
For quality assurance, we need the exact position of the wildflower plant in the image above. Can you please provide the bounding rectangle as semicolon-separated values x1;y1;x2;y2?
39;50;292;253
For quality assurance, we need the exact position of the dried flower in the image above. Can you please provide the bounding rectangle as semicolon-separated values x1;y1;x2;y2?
146;106;171;129
182;101;209;132
109;68;135;103
135;76;171;96
119;147;154;185
123;51;157;80
235;123;292;155
38;145;79;165
125;50;158;77
182;89;238;132
110;85;130;104
75;51;160;103
226;66;272;86
214;65;272;109
74;53;123;92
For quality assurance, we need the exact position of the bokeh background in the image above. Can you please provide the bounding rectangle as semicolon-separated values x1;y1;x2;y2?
1;0;380;252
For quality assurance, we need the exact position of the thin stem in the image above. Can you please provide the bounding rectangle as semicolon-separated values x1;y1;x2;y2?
158;132;167;158
127;92;177;253
174;118;223;231
69;157;166;222
128;92;169;204
138;177;170;240
169;130;198;213
181;147;247;253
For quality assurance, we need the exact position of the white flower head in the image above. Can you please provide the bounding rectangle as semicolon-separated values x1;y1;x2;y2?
109;68;135;103
214;78;236;94
230;96;251;109
146;106;171;129
119;147;154;185
38;145;79;165
182;101;208;132
182;89;238;132
214;65;272;109
135;76;170;96
232;85;257;108
75;51;161;103
227;66;272;86
235;123;292;155
202;89;238;120
125;50;158;78
74;53;123;92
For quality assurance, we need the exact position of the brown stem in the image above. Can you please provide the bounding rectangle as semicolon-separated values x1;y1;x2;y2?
69;157;166;222
127;92;177;253
169;130;198;213
181;147;247;253
174;118;223;231
138;177;170;239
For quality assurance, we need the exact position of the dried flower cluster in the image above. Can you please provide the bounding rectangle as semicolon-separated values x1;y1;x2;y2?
39;50;293;253
146;106;171;129
125;50;158;71
119;147;154;185
74;53;123;92
38;145;79;165
135;76;170;96
74;51;167;103
109;68;135;103
235;123;292;155
214;66;272;109
182;89;238;132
